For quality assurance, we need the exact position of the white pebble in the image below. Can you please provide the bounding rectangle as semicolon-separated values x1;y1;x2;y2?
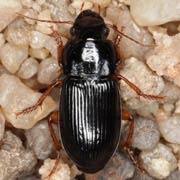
29;47;49;60
37;57;61;85
0;74;56;129
5;19;31;46
18;57;39;79
25;120;57;160
39;159;71;180
118;0;130;5
44;37;58;59
44;36;67;59
32;2;41;12
22;76;45;90
0;43;28;73
20;0;33;8
0;33;5;48
22;9;38;25
119;57;164;111
132;117;160;150
130;0;180;26
0;0;22;32
156;111;180;144
146;31;180;88
0;131;37;180
140;143;177;179
30;31;49;49
37;0;45;5
36;9;57;35
160;82;180;104
111;8;154;60
70;0;93;14
89;0;111;8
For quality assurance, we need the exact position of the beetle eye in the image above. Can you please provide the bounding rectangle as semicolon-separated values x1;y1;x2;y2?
70;27;76;35
104;28;109;37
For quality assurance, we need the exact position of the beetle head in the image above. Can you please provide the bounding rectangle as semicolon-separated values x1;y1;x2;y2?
70;10;109;39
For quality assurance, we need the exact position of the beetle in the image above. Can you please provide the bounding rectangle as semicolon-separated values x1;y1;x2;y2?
17;9;163;175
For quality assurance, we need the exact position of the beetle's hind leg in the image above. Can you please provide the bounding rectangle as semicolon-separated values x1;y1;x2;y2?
45;111;62;180
122;109;144;173
48;111;61;151
16;79;63;116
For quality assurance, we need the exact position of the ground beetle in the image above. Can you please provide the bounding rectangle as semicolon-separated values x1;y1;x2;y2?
17;9;163;176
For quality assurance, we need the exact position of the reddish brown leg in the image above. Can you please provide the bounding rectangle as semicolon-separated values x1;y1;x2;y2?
122;109;144;173
48;111;61;151
46;111;61;180
114;74;165;100
16;79;63;116
122;109;134;148
50;27;64;66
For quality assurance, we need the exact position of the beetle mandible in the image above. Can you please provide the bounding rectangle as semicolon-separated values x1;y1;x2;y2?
17;9;164;175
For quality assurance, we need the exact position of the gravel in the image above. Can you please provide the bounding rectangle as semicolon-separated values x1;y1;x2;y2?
0;0;180;179
140;143;177;179
131;117;160;151
0;131;37;180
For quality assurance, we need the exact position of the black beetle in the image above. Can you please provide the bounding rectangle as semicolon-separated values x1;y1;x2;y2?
17;9;163;175
60;11;121;173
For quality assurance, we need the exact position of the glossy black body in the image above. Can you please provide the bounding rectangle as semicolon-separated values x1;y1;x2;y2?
59;10;121;173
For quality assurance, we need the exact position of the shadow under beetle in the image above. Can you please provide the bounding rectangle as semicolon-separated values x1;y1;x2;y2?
17;9;164;176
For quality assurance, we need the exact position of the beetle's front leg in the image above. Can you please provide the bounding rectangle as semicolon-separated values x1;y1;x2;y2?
122;109;144;173
114;74;165;100
16;79;63;116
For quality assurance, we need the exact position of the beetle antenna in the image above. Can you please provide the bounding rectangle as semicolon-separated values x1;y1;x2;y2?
16;13;74;25
107;24;155;47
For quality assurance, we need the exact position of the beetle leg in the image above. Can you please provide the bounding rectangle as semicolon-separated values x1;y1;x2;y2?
122;109;144;173
114;74;165;100
16;79;63;116
122;109;134;147
50;27;64;66
46;111;61;180
46;153;61;180
48;111;61;151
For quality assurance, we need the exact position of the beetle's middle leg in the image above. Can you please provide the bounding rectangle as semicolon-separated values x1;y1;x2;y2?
122;109;144;173
16;79;63;116
114;74;165;100
48;111;61;151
